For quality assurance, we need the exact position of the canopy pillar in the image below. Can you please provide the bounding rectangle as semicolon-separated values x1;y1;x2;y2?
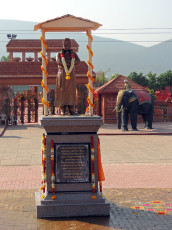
87;29;93;115
41;30;48;116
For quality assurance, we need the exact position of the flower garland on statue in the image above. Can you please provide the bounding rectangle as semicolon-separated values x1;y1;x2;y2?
40;133;46;199
91;136;97;199
51;140;56;200
60;49;75;80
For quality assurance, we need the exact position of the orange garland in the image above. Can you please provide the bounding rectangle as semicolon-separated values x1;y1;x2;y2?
41;80;48;93
86;30;95;113
86;44;93;57
40;35;47;49
87;83;94;93
91;136;96;199
40;51;48;65
86;30;93;41
40;133;46;194
51;140;56;200
87;97;95;109
87;71;95;82
87;59;94;70
40;35;49;108
42;97;49;108
41;65;48;78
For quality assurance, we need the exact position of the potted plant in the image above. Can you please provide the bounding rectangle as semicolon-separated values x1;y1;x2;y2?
51;57;56;62
26;57;34;62
13;57;21;62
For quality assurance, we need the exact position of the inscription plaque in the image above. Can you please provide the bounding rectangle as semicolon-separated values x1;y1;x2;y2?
55;144;90;183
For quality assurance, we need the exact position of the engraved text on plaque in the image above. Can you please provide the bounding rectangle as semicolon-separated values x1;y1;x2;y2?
55;144;90;183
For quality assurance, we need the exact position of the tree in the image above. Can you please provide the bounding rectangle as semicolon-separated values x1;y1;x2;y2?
127;72;148;87
95;71;109;87
146;72;158;91
157;70;172;91
110;73;119;80
1;55;10;62
147;88;157;100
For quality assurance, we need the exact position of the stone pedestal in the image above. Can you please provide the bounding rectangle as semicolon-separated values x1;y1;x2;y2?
35;115;110;218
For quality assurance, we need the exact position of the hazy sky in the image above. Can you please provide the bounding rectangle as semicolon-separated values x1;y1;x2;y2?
1;0;172;47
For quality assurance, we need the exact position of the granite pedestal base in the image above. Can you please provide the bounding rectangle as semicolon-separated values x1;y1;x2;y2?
36;115;110;218
35;191;110;218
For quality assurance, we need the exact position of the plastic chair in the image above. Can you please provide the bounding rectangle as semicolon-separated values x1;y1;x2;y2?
0;114;7;126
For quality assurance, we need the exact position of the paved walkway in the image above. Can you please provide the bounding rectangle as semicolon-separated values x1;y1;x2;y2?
0;122;172;229
99;122;172;135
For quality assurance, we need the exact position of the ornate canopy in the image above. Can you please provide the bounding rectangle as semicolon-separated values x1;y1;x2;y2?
34;14;102;32
34;14;102;116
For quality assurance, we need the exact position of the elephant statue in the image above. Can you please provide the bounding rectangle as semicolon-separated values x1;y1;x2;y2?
114;89;154;131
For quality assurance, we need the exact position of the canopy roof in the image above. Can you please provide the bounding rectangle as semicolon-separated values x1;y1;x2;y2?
34;14;102;32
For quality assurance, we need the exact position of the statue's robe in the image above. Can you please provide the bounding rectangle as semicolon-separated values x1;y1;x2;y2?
55;51;80;107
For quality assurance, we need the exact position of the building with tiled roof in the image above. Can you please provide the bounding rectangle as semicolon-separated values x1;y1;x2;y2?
6;39;79;62
95;75;146;94
0;61;89;85
0;38;95;115
94;75;147;123
0;39;95;86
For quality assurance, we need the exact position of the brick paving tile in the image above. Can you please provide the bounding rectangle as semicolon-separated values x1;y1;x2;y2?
0;123;172;229
103;163;172;188
1;164;172;190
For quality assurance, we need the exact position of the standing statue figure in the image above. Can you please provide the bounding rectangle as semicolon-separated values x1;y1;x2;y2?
55;38;81;115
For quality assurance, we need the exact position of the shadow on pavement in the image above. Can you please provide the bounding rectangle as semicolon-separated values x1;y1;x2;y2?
0;123;43;138
0;135;22;138
0;125;7;137
6;123;43;130
44;203;172;229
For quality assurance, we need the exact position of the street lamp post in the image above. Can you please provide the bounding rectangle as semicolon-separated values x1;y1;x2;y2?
7;34;17;40
7;34;17;62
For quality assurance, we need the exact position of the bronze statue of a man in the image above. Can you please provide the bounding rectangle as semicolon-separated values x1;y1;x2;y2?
55;38;80;115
